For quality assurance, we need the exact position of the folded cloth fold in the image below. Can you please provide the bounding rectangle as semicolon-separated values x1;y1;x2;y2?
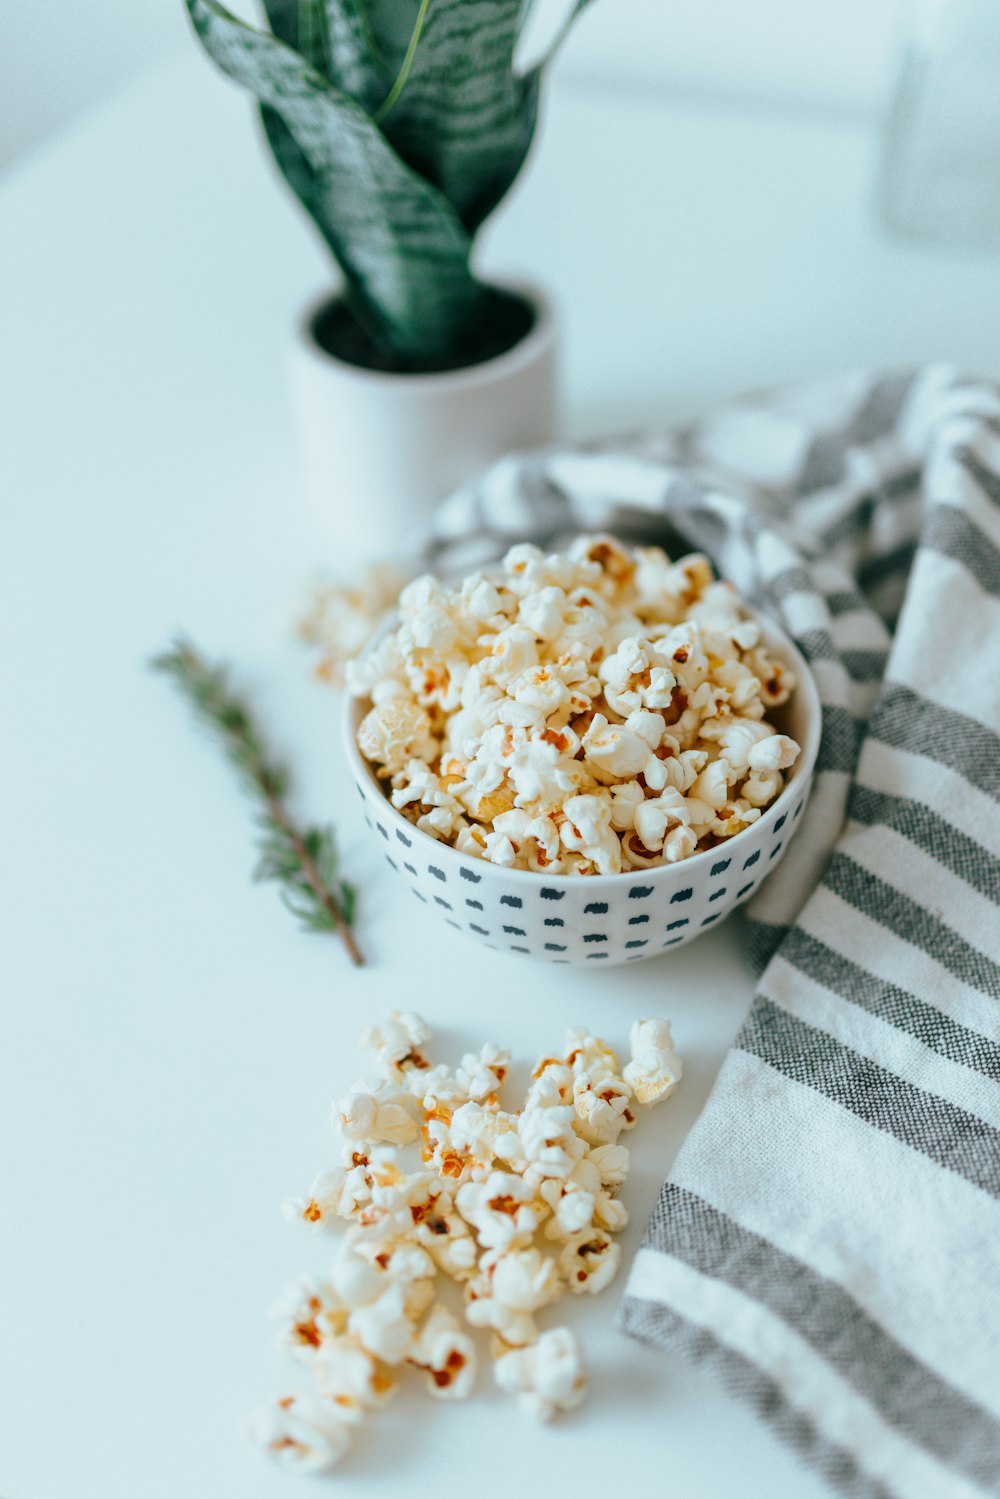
428;365;1000;1499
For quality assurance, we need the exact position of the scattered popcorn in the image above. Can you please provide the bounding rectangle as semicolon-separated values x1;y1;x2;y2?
494;1328;587;1422
623;1018;684;1106
558;1228;622;1295
250;1394;355;1473
349;535;800;872
408;1303;477;1399
254;1012;682;1474
334;1080;419;1148
298;561;410;687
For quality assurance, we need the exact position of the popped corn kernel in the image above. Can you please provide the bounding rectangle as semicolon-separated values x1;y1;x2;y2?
408;1303;477;1400
558;1229;622;1295
334;1081;419;1148
623;1018;683;1105
494;1327;587;1421
455;1042;511;1101
360;1011;432;1076
251;1394;355;1472
456;1170;541;1251
572;1071;636;1145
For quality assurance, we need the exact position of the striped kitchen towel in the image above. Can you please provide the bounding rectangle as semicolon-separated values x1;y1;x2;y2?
430;365;1000;1499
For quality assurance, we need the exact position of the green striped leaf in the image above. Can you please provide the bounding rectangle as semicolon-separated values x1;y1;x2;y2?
186;0;484;361
372;0;537;233
261;0;387;110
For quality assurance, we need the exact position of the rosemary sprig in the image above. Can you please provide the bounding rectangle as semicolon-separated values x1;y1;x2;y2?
152;638;363;966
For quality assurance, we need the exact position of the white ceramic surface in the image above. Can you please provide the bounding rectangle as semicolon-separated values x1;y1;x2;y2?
344;612;821;966
287;281;558;569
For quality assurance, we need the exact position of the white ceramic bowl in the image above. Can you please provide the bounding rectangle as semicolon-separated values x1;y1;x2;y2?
343;612;821;966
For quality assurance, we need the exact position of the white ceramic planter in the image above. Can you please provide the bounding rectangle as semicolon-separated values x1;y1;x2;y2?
287;281;558;569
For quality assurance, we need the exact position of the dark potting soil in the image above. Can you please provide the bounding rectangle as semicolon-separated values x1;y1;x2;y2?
310;287;536;376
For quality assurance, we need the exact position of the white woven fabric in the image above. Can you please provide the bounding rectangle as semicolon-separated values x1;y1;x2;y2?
429;366;1000;1498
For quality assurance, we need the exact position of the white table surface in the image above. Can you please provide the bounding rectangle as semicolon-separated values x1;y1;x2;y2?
5;49;1000;1499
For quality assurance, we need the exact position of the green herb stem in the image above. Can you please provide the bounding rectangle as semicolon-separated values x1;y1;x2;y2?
152;638;363;967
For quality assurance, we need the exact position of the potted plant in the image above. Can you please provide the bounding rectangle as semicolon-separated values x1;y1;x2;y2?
184;0;592;563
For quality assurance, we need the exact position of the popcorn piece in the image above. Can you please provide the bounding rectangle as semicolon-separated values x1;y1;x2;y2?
299;561;410;688
598;636;676;718
587;1143;630;1188
455;1043;510;1100
494;1327;587;1421
334;1081;418;1148
558;1229;622;1295
356;700;437;775
251;1394;355;1472
348;1280;415;1366
271;1275;346;1363
316;1339;395;1416
559;794;621;875
490;1246;563;1314
360;1011;432;1077
282;1154;372;1230
408;1304;477;1399
456;1170;541;1251
572;1072;636;1144
519;1103;587;1182
623;1018;683;1105
747;733;800;773
538;1158;601;1239
563;1029;620;1080
582;714;651;780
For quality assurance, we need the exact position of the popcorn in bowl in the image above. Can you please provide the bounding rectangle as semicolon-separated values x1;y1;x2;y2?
348;535;801;876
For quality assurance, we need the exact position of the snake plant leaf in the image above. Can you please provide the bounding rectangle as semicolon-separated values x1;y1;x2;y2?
370;0;538;235
261;0;387;112
186;0;484;361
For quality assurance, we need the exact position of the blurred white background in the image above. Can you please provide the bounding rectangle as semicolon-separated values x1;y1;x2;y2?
1;0;908;172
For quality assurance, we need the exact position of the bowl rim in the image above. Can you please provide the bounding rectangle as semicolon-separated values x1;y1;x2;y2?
341;605;822;890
